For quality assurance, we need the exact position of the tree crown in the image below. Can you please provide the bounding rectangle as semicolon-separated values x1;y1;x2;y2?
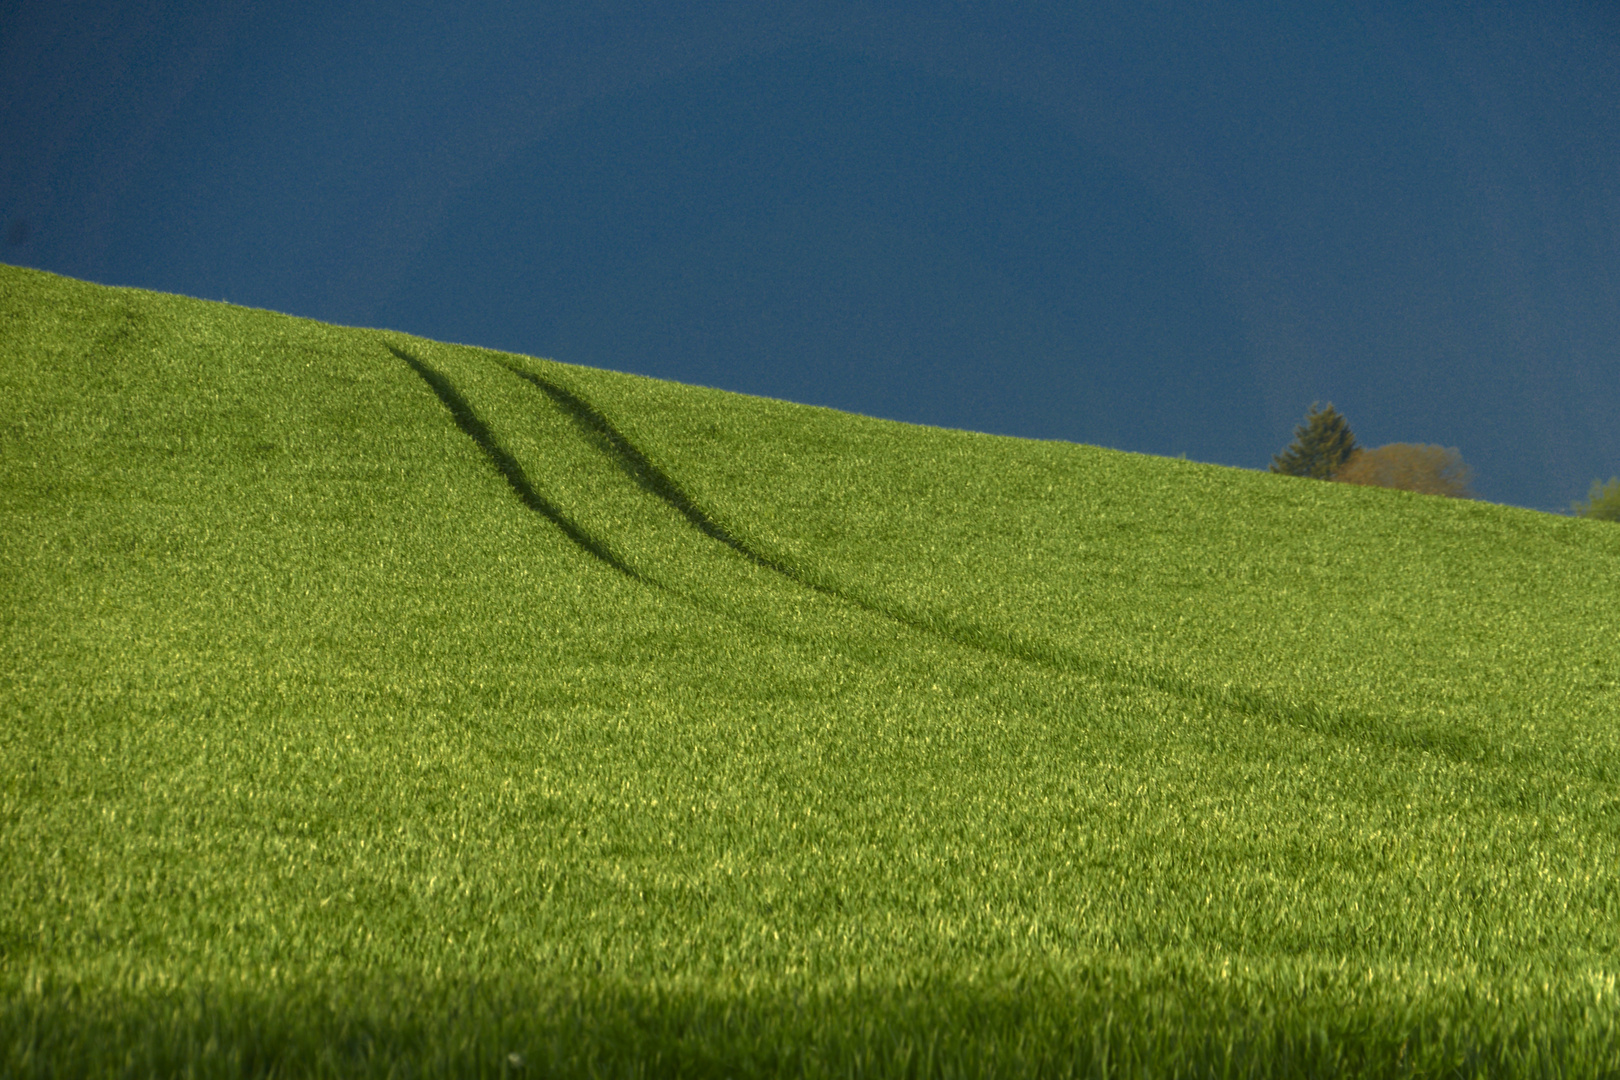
1333;444;1474;498
1573;476;1620;521
1270;403;1358;479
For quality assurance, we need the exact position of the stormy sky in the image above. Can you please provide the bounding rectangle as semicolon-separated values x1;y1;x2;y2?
3;1;1617;510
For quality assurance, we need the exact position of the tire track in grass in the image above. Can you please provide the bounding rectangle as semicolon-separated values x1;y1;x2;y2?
502;361;922;634
391;344;643;581
503;364;800;577
502;360;1510;770
394;342;907;659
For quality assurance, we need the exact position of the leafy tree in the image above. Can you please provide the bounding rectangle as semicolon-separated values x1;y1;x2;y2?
1333;443;1474;498
1270;403;1358;479
1573;476;1620;521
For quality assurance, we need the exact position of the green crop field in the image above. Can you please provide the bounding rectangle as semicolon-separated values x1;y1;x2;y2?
3;262;1618;1077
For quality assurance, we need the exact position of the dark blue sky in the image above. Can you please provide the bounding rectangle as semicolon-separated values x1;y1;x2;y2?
4;2;1617;510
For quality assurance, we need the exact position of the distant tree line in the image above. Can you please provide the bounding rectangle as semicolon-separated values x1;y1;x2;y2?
1269;404;1616;519
1269;403;1473;498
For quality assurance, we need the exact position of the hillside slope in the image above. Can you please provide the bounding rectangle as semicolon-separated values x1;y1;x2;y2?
3;263;1619;1076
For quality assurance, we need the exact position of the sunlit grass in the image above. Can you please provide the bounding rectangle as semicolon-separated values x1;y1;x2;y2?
3;263;1618;1076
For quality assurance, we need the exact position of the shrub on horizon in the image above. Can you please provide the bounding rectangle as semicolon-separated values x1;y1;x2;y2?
1332;443;1474;499
1573;476;1620;521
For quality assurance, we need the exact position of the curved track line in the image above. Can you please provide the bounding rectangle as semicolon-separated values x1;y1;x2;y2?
501;362;927;631
391;344;642;580
502;362;1496;767
502;365;793;574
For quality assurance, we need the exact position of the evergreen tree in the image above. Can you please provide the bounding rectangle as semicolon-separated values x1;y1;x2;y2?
1269;403;1358;479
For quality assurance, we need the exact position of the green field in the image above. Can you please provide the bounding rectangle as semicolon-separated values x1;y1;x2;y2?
3;262;1619;1077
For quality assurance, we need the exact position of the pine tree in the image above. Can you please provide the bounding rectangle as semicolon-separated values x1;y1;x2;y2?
1269;403;1358;479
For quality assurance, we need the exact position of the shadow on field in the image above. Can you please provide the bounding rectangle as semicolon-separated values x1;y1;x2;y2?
389;344;642;580
9;967;1605;1079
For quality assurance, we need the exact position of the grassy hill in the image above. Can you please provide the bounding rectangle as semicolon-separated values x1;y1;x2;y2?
3;262;1618;1077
